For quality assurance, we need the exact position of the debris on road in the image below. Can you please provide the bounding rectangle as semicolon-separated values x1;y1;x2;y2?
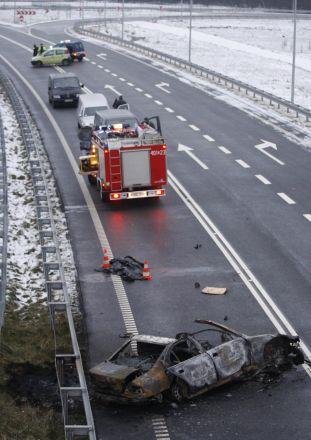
194;244;202;249
101;256;146;281
202;286;227;295
194;282;201;288
90;320;305;404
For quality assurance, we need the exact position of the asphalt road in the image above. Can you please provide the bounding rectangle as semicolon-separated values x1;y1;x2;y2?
1;21;311;440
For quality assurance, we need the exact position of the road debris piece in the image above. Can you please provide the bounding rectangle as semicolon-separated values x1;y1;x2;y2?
102;256;145;281
202;287;227;295
194;244;202;249
90;320;305;404
194;282;201;288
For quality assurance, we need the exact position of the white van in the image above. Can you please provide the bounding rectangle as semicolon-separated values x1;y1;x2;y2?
77;93;109;128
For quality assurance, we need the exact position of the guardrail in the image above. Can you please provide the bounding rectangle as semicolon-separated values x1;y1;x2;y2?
0;70;96;440
0;103;8;332
75;21;311;122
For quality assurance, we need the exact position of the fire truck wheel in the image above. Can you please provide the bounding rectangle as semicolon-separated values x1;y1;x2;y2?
100;186;109;202
88;175;96;185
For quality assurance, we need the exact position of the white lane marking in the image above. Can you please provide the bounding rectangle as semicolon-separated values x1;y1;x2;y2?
177;115;187;121
303;214;311;222
189;124;200;131
91;61;96;65
165;107;174;113
104;68;110;72
0;54;139;338
119;77;126;81
111;73;117;77
255;139;285;166
152;417;171;440
178;143;208;170
168;170;311;370
255;174;271;185
84;57;90;61
97;53;107;60
155;100;163;105
97;65;103;69
218;146;231;154
155;82;171;94
144;93;153;98
203;134;215;142
135;87;143;92
127;82;134;86
104;84;122;96
277;192;296;205
236;159;250;168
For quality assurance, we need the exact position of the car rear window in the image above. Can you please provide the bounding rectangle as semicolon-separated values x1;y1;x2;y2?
84;106;108;116
54;77;80;88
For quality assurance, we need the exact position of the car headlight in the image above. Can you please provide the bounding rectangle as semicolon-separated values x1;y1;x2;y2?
53;95;61;99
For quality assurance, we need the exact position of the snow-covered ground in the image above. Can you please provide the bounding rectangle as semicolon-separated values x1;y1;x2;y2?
102;16;311;109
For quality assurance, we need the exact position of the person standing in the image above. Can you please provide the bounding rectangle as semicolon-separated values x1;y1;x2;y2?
33;44;39;56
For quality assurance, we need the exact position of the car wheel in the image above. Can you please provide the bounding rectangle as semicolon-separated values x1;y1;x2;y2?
52;100;57;109
169;380;188;402
78;56;83;62
62;58;70;66
36;60;43;67
88;174;97;186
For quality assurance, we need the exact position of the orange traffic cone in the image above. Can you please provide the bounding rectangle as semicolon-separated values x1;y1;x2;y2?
102;248;111;269
142;260;152;280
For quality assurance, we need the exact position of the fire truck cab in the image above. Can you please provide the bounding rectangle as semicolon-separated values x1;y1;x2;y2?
79;109;167;202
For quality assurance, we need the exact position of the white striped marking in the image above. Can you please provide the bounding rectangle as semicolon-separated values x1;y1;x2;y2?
165;107;174;113
152;417;171;440
155;100;163;105
119;77;126;81
111;73;117;77
97;65;103;69
177;115;186;121
91;61;96;65
303;214;311;222
104;68;110;72
189;124;200;131
218;146;231;154
135;87;143;92
84;57;90;61
145;93;152;98
127;82;134;86
236;159;250;168
277;192;296;205
203;134;215;142
255;174;271;185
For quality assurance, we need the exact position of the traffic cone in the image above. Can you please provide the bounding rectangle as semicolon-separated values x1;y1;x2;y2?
102;248;111;269
142;260;152;280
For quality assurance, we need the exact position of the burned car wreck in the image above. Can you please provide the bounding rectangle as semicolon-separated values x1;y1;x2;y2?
90;320;305;403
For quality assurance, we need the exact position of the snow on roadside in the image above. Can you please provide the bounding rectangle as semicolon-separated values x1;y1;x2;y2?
0;88;79;311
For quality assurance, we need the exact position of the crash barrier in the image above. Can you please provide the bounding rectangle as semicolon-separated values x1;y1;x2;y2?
0;70;96;440
0;106;8;332
75;21;311;122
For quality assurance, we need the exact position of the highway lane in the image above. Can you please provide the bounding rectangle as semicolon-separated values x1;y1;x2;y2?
1;23;311;439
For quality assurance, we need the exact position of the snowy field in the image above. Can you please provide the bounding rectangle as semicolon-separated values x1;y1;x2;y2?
0;4;310;109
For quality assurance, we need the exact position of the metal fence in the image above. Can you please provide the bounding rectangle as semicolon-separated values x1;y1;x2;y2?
75;21;311;122
0;70;96;440
0;105;8;332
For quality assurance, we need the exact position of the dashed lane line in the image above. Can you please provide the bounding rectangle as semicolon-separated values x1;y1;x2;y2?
97;65;103;69
155;100;163;105
135;87;143;92
255;174;271;185
145;93;153;98
236;159;250;168
91;61;96;65
165;107;174;113
168;170;311;374
84;57;90;61
303;214;311;222
189;124;200;131
104;68;110;72
218;146;231;154
152;417;171;440
277;192;296;205
127;82;134;86
177;115;187;121
111;73;117;77
203;134;215;142
119;77;126;81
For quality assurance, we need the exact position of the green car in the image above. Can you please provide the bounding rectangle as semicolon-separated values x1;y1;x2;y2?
31;47;73;67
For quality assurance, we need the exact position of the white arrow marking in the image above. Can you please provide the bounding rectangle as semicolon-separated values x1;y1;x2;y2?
97;53;107;60
104;84;122;96
155;82;171;94
178;143;208;170
255;139;284;165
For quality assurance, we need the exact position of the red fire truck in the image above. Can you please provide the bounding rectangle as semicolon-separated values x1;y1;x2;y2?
79;109;167;201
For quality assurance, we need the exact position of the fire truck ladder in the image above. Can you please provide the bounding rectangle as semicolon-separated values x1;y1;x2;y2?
109;150;122;192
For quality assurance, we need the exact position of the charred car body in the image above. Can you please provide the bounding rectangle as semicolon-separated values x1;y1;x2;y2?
90;320;305;403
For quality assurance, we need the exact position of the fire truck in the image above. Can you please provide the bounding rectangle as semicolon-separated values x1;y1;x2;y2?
79;109;167;201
